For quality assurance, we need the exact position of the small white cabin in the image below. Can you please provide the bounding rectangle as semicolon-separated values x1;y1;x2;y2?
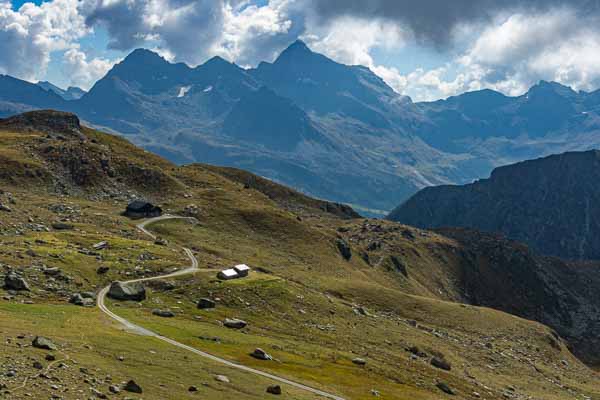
234;264;250;277
218;268;239;280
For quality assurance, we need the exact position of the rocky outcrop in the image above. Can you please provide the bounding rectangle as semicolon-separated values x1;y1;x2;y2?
4;272;30;291
0;110;82;138
107;281;146;301
388;150;600;261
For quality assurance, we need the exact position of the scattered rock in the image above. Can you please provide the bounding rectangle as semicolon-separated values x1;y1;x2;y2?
4;272;30;291
69;293;95;307
96;266;110;274
93;241;108;250
197;298;216;309
152;309;175;318
0;204;11;212
45;354;56;361
91;388;108;399
32;361;44;369
431;357;452;371
109;385;120;394
223;318;247;329
266;385;282;395
32;336;57;351
352;358;367;366
107;281;146;301
250;348;272;360
123;380;143;393
188;386;198;392
214;375;230;383
154;237;168;246
51;222;74;230
336;238;352;260
436;382;455;395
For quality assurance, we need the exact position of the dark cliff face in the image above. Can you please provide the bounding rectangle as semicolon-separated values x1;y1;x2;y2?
388;150;600;261
436;228;600;366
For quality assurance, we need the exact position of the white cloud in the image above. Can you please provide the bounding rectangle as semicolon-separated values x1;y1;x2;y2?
82;0;226;65
212;0;295;66
413;8;600;99
3;0;600;102
62;48;116;89
0;0;89;81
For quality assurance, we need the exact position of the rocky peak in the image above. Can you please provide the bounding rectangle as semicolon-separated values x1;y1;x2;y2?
0;110;82;137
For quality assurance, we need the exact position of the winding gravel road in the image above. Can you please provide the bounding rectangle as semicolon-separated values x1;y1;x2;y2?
97;215;346;400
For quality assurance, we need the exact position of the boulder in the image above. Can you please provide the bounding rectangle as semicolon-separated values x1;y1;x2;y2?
123;380;143;393
197;298;216;309
267;385;282;395
436;382;455;395
214;375;230;383
223;318;247;329
250;348;272;360
336;238;352;260
352;358;367;366
69;293;94;307
4;272;30;291
51;222;74;230
32;336;57;351
107;281;146;301
431;357;452;371
152;309;175;318
96;266;110;275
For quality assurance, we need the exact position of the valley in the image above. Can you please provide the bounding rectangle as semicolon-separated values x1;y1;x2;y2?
1;111;600;399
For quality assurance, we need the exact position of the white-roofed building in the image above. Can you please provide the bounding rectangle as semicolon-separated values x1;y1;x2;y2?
217;268;239;280
234;264;250;277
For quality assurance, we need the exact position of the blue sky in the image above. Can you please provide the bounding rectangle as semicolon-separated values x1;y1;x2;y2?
3;1;600;100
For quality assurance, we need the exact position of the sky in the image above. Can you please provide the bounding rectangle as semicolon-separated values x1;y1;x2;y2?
2;0;600;101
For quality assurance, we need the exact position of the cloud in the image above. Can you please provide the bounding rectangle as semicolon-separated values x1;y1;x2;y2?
211;0;299;66
0;0;89;81
82;0;227;65
62;48;116;89
304;0;598;48
455;8;600;96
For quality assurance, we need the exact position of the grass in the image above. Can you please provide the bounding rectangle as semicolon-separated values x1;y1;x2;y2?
1;119;600;400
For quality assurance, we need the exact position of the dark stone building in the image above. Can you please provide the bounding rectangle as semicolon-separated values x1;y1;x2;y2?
124;200;162;219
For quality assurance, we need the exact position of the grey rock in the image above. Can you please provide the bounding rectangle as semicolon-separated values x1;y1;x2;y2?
51;222;74;230
32;336;57;351
352;358;367;366
96;266;110;275
4;272;30;291
431;357;451;371
336;238;352;260
250;348;272;360
107;281;146;301
123;380;143;393
214;375;230;383
436;382;455;395
152;309;175;318
266;385;282;395
223;318;247;329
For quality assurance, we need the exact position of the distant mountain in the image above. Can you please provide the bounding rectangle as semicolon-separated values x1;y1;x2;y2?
388;150;600;260
0;75;66;117
2;42;600;213
37;81;86;100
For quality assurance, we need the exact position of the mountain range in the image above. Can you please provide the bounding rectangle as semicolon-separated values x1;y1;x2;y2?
2;40;600;214
388;150;600;260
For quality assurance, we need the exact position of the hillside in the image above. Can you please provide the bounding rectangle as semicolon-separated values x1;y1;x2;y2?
1;110;600;399
388;150;600;260
2;45;600;215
